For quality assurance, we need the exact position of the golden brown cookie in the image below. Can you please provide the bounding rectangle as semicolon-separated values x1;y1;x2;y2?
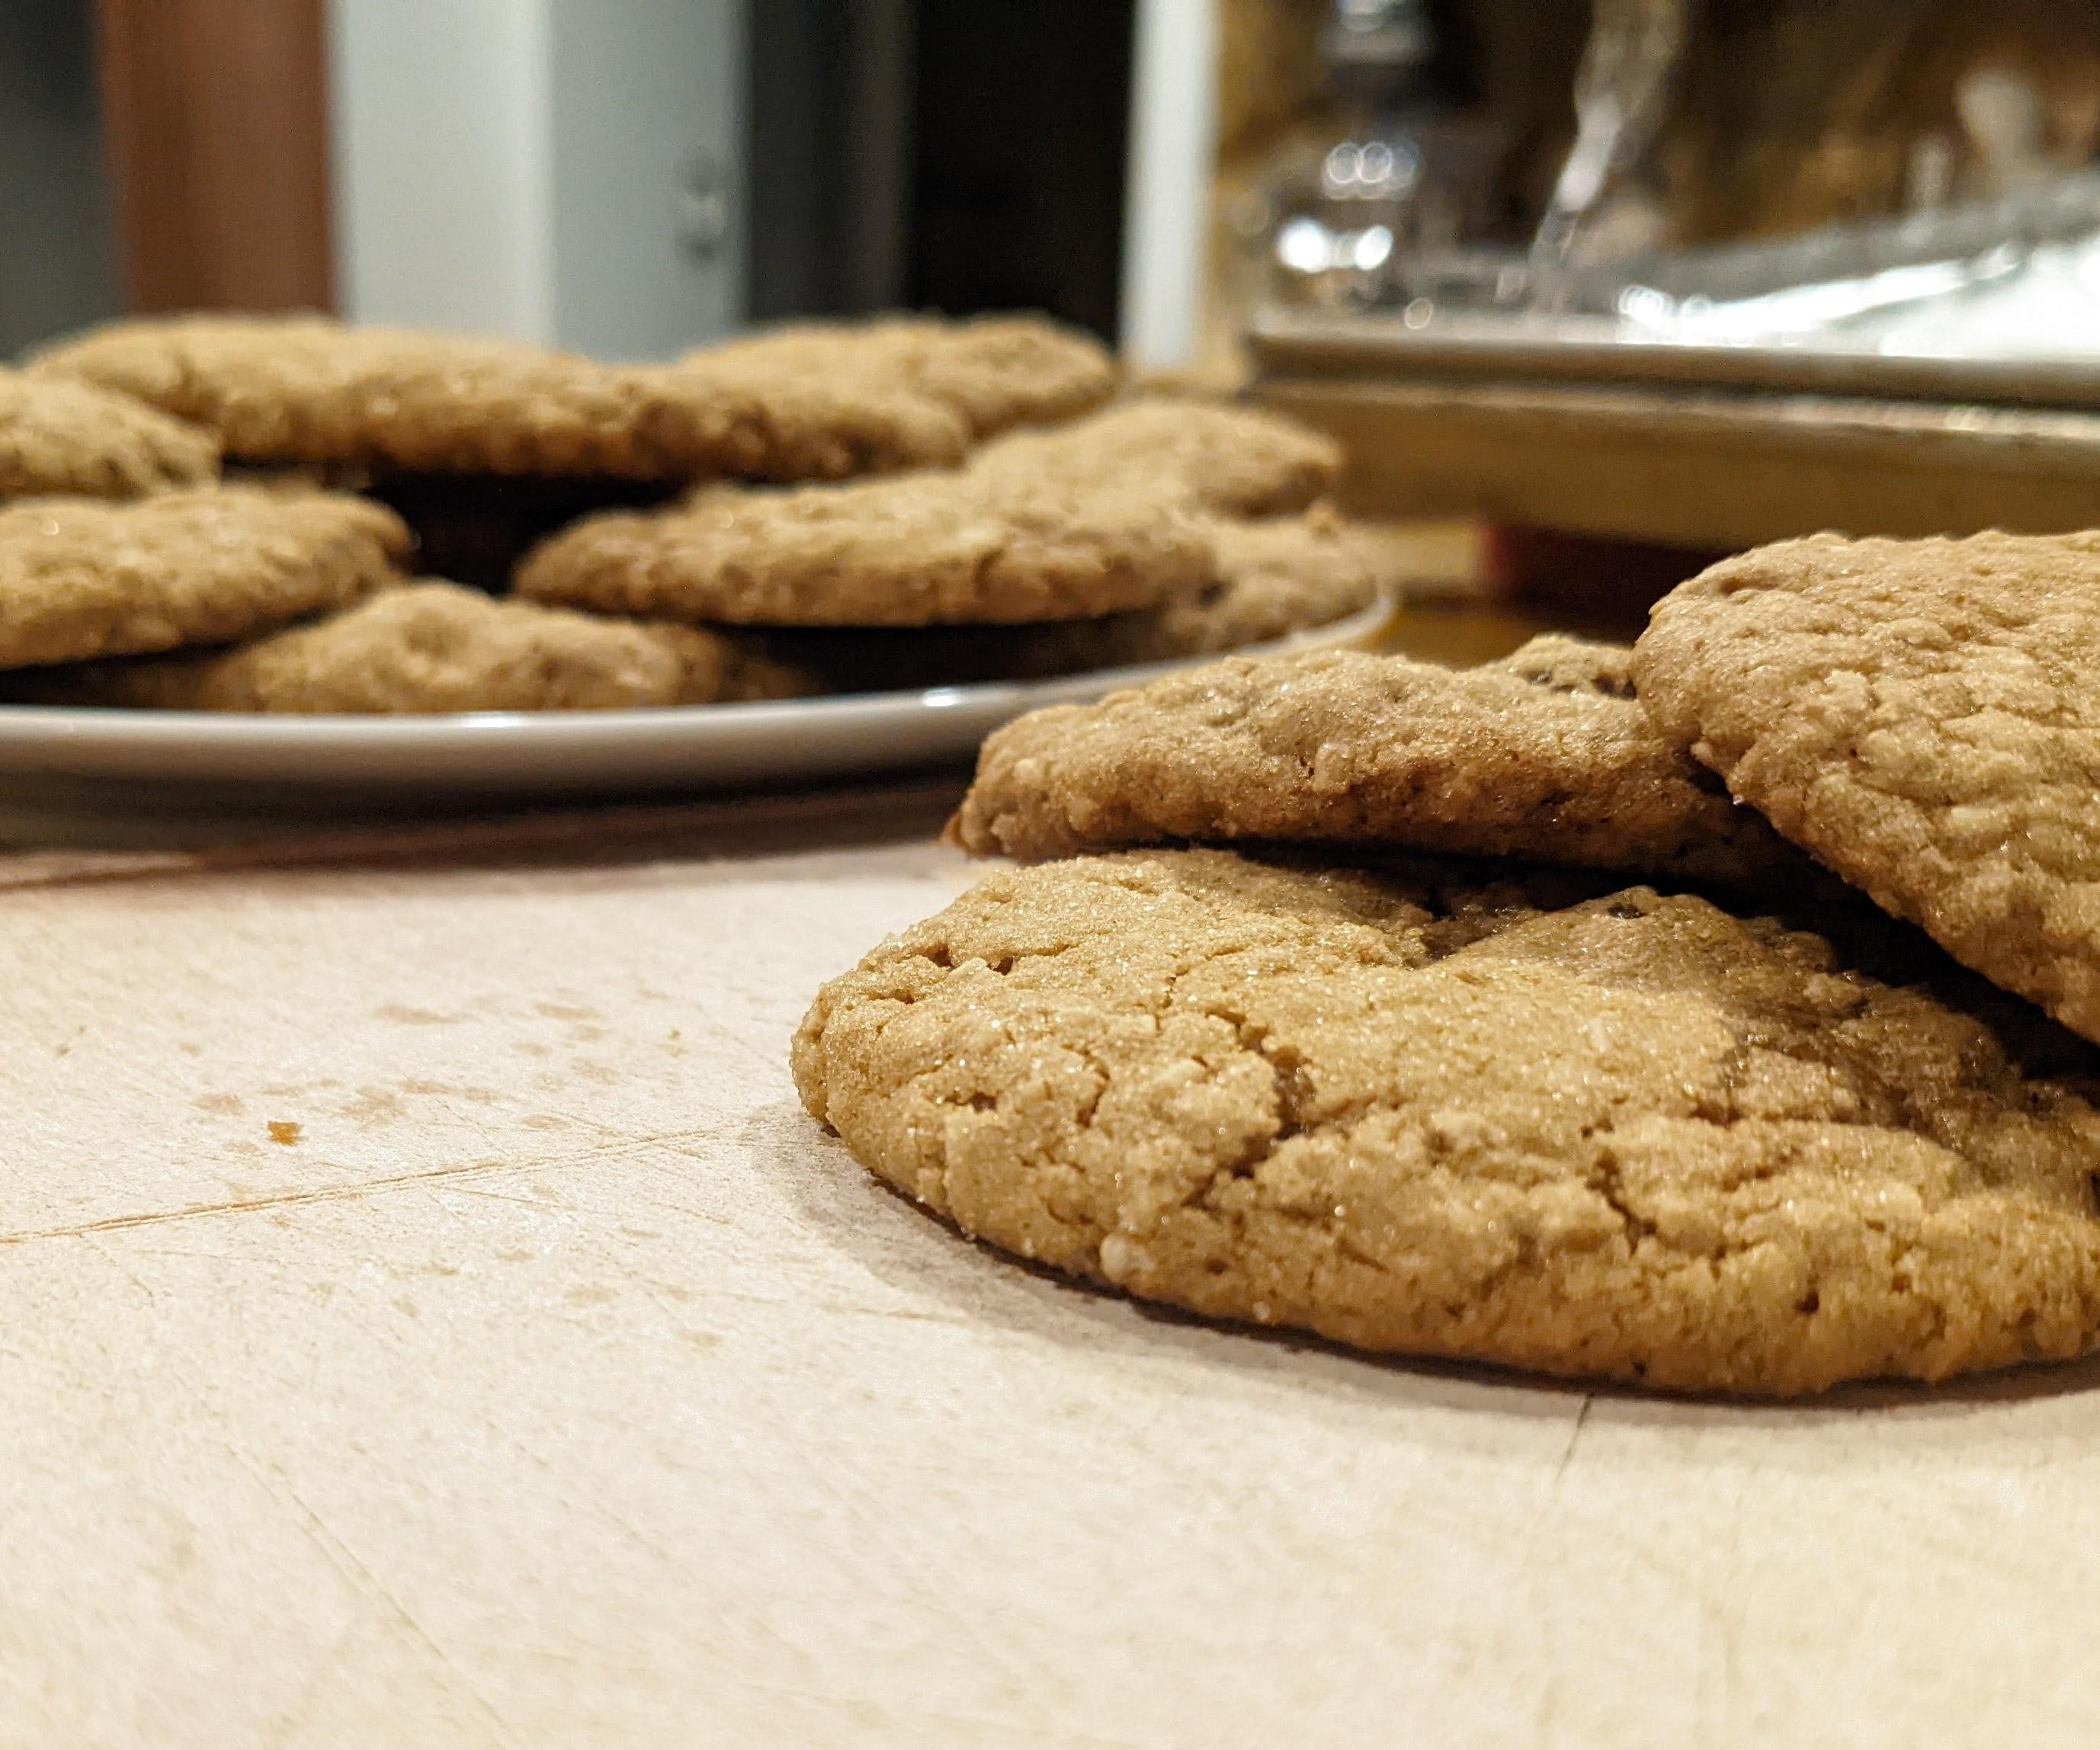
5;580;812;713
1635;531;2100;1046
970;398;1342;515
513;399;1341;627
794;847;2100;1396
0;485;409;670
517;471;1214;627
27;315;969;483
0;368;220;500
691;313;1116;440
948;633;1802;883
750;508;1385;689
1496;629;1637;695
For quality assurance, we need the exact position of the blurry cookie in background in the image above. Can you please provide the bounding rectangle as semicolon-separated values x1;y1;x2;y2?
14;511;1382;716
0;485;409;670
514;400;1342;627
373;319;1116;592
5;580;812;714
517;469;1215;628
690;314;1117;443
26;314;974;483
968;398;1342;517
752;507;1385;691
28;310;1115;490
28;312;1124;597
0;367;219;500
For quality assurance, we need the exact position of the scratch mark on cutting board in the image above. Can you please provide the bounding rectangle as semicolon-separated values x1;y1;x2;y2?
0;1129;723;1248
274;1472;521;1747
75;1238;518;1742
1552;1396;1594;1488
0;1160;521;1245
220;1438;521;1748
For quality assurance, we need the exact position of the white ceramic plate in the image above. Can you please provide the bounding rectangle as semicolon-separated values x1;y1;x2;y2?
0;595;1395;800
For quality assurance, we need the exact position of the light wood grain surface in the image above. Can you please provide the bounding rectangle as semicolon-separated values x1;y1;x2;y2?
5;780;2100;1748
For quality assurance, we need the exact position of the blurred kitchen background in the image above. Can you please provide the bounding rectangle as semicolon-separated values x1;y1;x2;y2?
14;0;2100;624
0;0;1139;362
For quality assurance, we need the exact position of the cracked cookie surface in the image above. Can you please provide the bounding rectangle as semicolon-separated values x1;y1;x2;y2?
0;484;409;668
794;848;2100;1394
949;634;1802;884
1636;532;2100;1047
6;580;812;713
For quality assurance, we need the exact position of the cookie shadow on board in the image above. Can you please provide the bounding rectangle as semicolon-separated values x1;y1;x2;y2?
742;1098;2100;1427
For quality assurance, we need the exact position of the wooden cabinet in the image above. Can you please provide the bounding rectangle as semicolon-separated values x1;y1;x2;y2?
94;0;333;313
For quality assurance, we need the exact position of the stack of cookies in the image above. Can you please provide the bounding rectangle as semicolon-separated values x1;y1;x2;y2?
797;532;2100;1396
0;312;1383;713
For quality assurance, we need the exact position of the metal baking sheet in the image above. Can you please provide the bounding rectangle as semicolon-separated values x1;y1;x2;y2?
1251;308;2100;412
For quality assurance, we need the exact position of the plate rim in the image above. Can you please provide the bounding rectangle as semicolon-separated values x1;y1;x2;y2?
0;592;1397;782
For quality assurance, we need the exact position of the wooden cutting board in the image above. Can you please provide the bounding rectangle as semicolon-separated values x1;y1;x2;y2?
5;784;2099;1747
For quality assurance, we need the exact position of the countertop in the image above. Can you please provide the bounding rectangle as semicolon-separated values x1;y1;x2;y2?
7;774;2100;1748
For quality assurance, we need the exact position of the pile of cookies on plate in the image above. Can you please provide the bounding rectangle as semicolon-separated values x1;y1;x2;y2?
0;313;1382;713
797;531;2100;1396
